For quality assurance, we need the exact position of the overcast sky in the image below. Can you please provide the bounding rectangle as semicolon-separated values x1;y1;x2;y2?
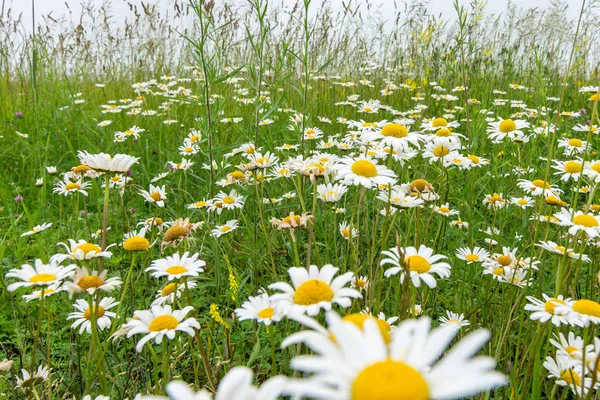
2;0;584;29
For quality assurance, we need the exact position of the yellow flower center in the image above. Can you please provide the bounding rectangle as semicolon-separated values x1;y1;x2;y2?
351;359;429;400
517;199;528;205
438;206;450;213
381;123;408;138
564;161;582;174
591;163;600;173
256;157;268;165
220;226;232;233
351;160;378;178
497;255;512;266
84;306;105;320
164;225;190;242
545;196;563;206
405;255;430;273
565;346;579;357
568;138;583;147
343;314;391;344
123;236;150;251
29;273;56;283
355;279;366;288
77;275;104;290
148;315;179;331
432;117;447;127
467;155;480;164
230;171;245;179
489;194;503;203
258;307;275;319
573;299;600;317
65;183;81;191
184;147;194;153
161;283;177;297
493;267;504;276
293;279;334;305
75;243;102;256
72;164;90;173
544;298;566;314
149;192;162;202
282;215;302;225
532;179;550;189
435;128;452;137
560;370;581;386
189;135;200;143
433;145;450;157
165;265;188;275
573;214;598;227
465;254;479;262
409;179;432;193
555;246;566;253
223;196;235;204
194;201;207;208
499;119;516;133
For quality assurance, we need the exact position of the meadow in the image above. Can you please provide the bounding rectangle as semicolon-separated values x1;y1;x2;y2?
1;0;600;398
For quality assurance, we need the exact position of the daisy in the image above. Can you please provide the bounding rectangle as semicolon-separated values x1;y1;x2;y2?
351;275;369;291
543;356;592;397
455;247;490;264
122;228;151;252
52;239;113;263
65;266;122;295
269;264;361;316
535;241;591;262
524;295;580;326
6;259;76;292
482;193;506;210
583;160;600;183
67;297;118;334
335;156;396;188
550;332;592;361
53;174;90;196
77;151;139;173
212;220;239;237
316;183;348;203
152;281;198;306
161;218;203;250
146;252;206;281
517;179;562;197
553;158;584;181
554;208;600;237
339;222;358;240
247;151;279;169
235;293;284;326
376;188;424;209
361;123;423;152
22;282;64;302
271;212;313;229
126;305;200;352
433;202;459;216
420;116;460;131
510;196;534;209
567;299;600;326
486;118;529;142
558;137;587;155
421;140;462;164
139;184;167;207
439;311;470;329
287;311;506;399
16;365;51;391
382;245;451;288
212;190;245;210
303;127;324;140
21;222;52;237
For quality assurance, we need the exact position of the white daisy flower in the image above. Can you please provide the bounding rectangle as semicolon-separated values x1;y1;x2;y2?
212;220;239;237
51;239;113;263
146;252;206;281
269;264;361;316
382;245;451;288
77;151;139;173
439;311;470;329
334;157;396;189
6;259;76;292
20;222;53;237
455;247;490;264
126;305;200;352
554;208;600;237
235;293;284;326
67;297;118;334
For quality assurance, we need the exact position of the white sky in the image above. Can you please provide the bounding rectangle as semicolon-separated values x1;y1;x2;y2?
1;0;584;29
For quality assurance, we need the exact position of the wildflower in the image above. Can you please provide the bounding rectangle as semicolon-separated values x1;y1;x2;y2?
235;293;283;326
67;297;118;334
146;252;206;281
271;212;313;229
139;184;167;207
524;295;580;327
212;220;239;237
122;228;151;252
382;245;451;288
6;259;76;292
77;151;139;173
53;174;90;196
335;156;396;188
439;310;470;329
21;222;52;237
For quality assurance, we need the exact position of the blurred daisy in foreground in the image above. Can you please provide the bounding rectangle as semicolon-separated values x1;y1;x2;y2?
286;311;506;399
